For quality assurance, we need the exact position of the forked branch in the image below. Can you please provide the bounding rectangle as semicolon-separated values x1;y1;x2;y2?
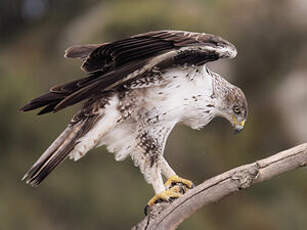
132;143;307;230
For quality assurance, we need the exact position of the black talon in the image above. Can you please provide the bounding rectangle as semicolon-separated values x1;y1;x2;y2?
168;197;177;202
155;198;165;204
144;205;150;216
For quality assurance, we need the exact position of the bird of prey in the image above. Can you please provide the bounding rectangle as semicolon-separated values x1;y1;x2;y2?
21;30;248;210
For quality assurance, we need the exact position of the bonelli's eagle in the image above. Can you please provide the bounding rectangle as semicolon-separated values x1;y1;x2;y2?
21;30;248;210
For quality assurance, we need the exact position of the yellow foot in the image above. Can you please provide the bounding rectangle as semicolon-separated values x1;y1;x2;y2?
145;185;183;215
164;175;194;190
147;185;182;207
144;176;194;215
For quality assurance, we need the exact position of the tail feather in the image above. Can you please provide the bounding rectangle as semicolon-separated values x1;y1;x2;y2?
22;119;88;187
22;93;119;187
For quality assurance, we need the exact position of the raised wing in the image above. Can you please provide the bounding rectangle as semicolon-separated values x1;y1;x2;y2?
80;30;236;73
20;30;237;114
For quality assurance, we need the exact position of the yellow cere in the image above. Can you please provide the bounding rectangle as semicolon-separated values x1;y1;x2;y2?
240;119;246;127
232;116;246;127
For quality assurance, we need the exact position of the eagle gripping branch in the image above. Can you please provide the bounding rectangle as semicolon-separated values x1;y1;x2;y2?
132;143;307;230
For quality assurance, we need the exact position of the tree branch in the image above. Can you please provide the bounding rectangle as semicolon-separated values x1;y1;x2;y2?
132;143;307;230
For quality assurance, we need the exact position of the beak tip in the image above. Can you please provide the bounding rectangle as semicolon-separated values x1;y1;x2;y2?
233;126;244;135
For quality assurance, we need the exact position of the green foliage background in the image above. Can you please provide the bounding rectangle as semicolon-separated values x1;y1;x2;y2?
1;0;306;229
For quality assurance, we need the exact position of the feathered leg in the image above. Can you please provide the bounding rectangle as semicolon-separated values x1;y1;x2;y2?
132;120;192;214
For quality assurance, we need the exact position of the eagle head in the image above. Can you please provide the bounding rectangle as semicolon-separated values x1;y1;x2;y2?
216;85;248;134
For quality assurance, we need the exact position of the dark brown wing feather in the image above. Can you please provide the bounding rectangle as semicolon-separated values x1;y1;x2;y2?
20;30;237;114
81;36;173;73
20;72;103;114
64;44;106;59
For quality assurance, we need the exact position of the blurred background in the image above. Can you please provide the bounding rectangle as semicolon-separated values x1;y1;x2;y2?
1;0;306;229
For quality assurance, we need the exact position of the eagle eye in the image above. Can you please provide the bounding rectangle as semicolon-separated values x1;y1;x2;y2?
233;105;241;115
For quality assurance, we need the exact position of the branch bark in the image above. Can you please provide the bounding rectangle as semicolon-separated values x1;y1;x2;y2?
132;143;307;230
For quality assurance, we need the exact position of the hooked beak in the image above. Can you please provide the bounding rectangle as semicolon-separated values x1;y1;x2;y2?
232;116;246;134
